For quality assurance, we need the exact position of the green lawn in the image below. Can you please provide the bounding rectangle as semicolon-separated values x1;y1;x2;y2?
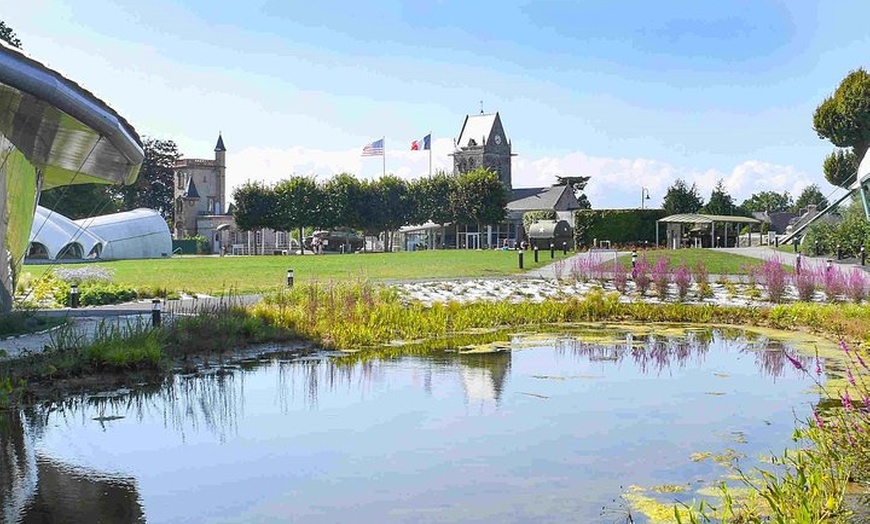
23;249;574;295
616;248;785;274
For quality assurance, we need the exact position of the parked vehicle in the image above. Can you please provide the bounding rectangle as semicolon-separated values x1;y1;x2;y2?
303;229;364;253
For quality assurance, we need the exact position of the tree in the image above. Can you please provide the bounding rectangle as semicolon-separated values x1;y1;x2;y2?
450;168;508;246
793;184;830;212
554;175;591;209
412;171;453;226
822;149;859;188
661;178;704;215
38;184;121;219
320;173;362;230
117;137;179;222
273;176;321;254
740;191;793;214
0;20;22;49
814;68;870;188
364;176;412;252
702;179;737;215
232;180;276;254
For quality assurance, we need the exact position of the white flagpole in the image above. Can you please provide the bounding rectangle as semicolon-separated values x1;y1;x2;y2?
428;132;432;177
382;135;386;178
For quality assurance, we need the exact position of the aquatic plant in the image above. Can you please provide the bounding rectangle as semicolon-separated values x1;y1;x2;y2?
651;258;670;299
633;255;652;296
673;263;692;301
759;258;788;303
612;260;629;295
844;268;869;304
694;262;713;298
793;268;819;303
822;266;845;303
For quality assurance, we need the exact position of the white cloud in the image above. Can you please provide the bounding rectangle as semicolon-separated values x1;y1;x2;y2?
224;143;829;208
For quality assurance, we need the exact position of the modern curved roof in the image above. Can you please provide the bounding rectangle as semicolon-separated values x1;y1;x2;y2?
29;206;103;260
0;41;144;188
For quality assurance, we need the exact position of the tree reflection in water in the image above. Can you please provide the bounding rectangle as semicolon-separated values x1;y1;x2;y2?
555;328;813;380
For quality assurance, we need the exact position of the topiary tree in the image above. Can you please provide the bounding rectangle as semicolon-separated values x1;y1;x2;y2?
814;68;870;188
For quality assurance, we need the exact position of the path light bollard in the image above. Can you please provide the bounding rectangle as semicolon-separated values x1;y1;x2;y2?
826;259;833;273
287;268;295;287
862;246;866;266
518;250;524;269
151;299;162;327
550;243;555;259
837;244;842;260
69;284;79;308
815;240;819;257
793;239;798;253
534;246;539;263
562;241;567;255
796;253;802;276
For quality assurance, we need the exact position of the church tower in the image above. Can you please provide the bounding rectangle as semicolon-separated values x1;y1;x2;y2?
452;111;514;190
214;133;226;214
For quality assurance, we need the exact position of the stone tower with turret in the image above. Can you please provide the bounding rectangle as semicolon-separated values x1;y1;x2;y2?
452;111;514;190
173;133;227;238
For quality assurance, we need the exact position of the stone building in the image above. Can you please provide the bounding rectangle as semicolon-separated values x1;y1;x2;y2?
452;111;514;190
173;134;292;255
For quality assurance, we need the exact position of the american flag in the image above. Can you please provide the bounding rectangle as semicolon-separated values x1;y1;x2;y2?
361;138;384;156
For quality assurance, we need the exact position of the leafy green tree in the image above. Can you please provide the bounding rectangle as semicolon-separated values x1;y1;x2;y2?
793;184;830;212
822;149;859;188
814;68;870;187
365;176;412;252
412;171;453;225
740;191;793;214
555;175;591;209
320;173;362;230
38;184;121;219
661;178;704;215
0;20;22;48
450;168;508;245
232;180;276;254
273;176;321;254
702;179;737;215
117;137;179;222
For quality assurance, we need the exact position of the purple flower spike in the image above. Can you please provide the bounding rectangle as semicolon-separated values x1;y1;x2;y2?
813;410;825;428
842;390;854;411
857;353;869;371
815;357;823;376
785;353;805;372
847;367;856;386
839;340;850;355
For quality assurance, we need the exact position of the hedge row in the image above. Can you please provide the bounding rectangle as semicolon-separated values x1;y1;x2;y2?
574;209;666;248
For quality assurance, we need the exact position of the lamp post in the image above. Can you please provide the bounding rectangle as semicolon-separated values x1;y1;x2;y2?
641;187;651;210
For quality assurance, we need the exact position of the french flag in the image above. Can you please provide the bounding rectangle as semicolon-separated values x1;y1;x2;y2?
411;134;431;151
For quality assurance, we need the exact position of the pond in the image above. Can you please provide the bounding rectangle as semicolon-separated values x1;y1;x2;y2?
0;325;828;523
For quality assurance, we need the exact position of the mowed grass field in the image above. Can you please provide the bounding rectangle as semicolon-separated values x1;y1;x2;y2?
23;249;575;295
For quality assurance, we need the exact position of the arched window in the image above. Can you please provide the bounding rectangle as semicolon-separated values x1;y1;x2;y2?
57;242;83;260
27;242;48;259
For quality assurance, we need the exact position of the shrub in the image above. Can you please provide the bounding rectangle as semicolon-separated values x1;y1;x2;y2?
634;255;652;296
694;262;713;298
794;268;819;302
612;261;628;294
651;258;670;298
822;266;845;302
844;269;869;303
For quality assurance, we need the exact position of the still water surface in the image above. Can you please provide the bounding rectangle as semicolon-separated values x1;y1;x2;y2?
1;326;824;523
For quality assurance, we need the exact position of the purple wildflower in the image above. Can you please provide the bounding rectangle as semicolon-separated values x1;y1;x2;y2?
815;357;823;377
785;353;805;372
842;390;854;411
840;340;850;355
857;352;869;371
813;410;825;429
847;367;856;386
864;396;870;412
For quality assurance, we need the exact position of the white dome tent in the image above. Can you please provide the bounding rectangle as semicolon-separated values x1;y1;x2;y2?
27;206;172;261
28;206;104;260
74;208;172;260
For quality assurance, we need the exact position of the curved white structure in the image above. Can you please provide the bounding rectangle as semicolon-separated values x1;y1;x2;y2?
74;208;172;260
29;206;104;260
0;42;143;311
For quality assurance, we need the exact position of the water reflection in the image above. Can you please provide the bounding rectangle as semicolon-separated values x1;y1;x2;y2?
0;410;144;524
0;326;823;523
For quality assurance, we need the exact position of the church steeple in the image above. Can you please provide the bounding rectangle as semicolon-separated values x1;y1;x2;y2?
214;133;226;152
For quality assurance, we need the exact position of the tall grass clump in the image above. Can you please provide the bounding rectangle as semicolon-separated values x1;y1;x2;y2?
822;267;845;303
673;263;692;301
612;260;629;295
794;268;819;302
633;255;652;296
759;258;788;303
694;262;713;299
651;258;671;299
845;269;869;303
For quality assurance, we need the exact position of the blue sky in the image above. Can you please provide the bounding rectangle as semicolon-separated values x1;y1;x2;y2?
8;0;870;208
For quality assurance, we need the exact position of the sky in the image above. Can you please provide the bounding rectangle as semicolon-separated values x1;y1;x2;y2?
7;1;870;209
